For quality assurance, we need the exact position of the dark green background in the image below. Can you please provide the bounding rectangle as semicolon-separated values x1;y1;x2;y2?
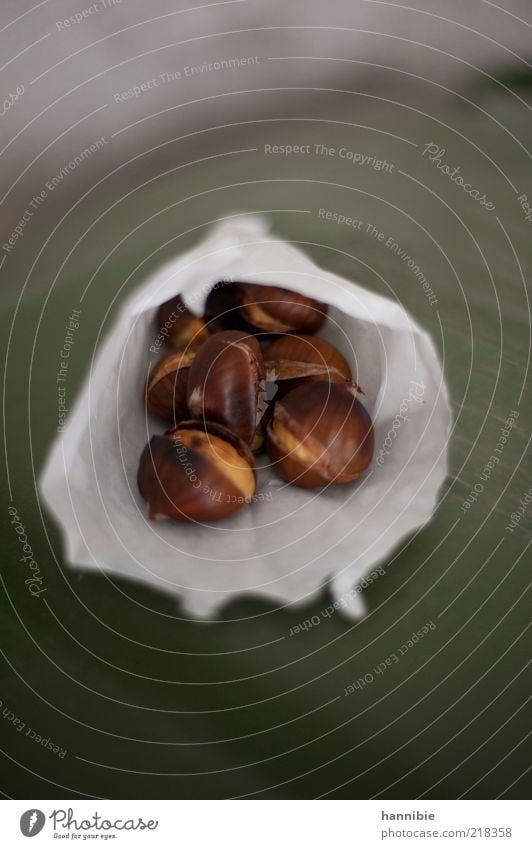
1;75;530;799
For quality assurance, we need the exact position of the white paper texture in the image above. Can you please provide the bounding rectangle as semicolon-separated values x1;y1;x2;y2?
39;216;450;619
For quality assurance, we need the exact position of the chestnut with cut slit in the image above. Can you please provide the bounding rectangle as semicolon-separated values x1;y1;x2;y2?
238;284;328;334
157;295;209;349
145;347;197;422
187;330;265;446
266;381;374;487
264;334;353;396
137;420;256;522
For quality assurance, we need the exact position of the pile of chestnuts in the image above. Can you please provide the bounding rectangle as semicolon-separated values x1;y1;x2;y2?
138;283;374;522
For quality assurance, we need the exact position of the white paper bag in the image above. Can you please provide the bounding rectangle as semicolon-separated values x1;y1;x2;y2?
39;216;450;619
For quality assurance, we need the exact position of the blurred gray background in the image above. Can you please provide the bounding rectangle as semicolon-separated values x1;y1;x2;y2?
3;0;532;204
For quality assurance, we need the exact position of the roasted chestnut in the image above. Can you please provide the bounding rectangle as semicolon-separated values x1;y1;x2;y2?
137;420;256;522
157;295;209;349
187;330;266;446
145;348;197;422
266;382;374;487
264;334;353;395
238;284;328;334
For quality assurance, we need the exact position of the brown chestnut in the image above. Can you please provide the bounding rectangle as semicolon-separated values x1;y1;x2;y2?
238;284;328;334
264;334;353;395
157;295;209;348
187;330;266;446
266;382;374;487
145;348;197;422
137;420;256;522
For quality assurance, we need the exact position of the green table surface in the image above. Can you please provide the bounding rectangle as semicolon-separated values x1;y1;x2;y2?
1;76;530;799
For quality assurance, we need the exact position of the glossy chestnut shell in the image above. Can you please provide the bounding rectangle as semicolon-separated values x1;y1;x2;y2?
145;348;197;422
266;381;374;487
264;334;353;395
137;420;256;522
157;295;209;348
238;284;328;334
187;330;265;446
